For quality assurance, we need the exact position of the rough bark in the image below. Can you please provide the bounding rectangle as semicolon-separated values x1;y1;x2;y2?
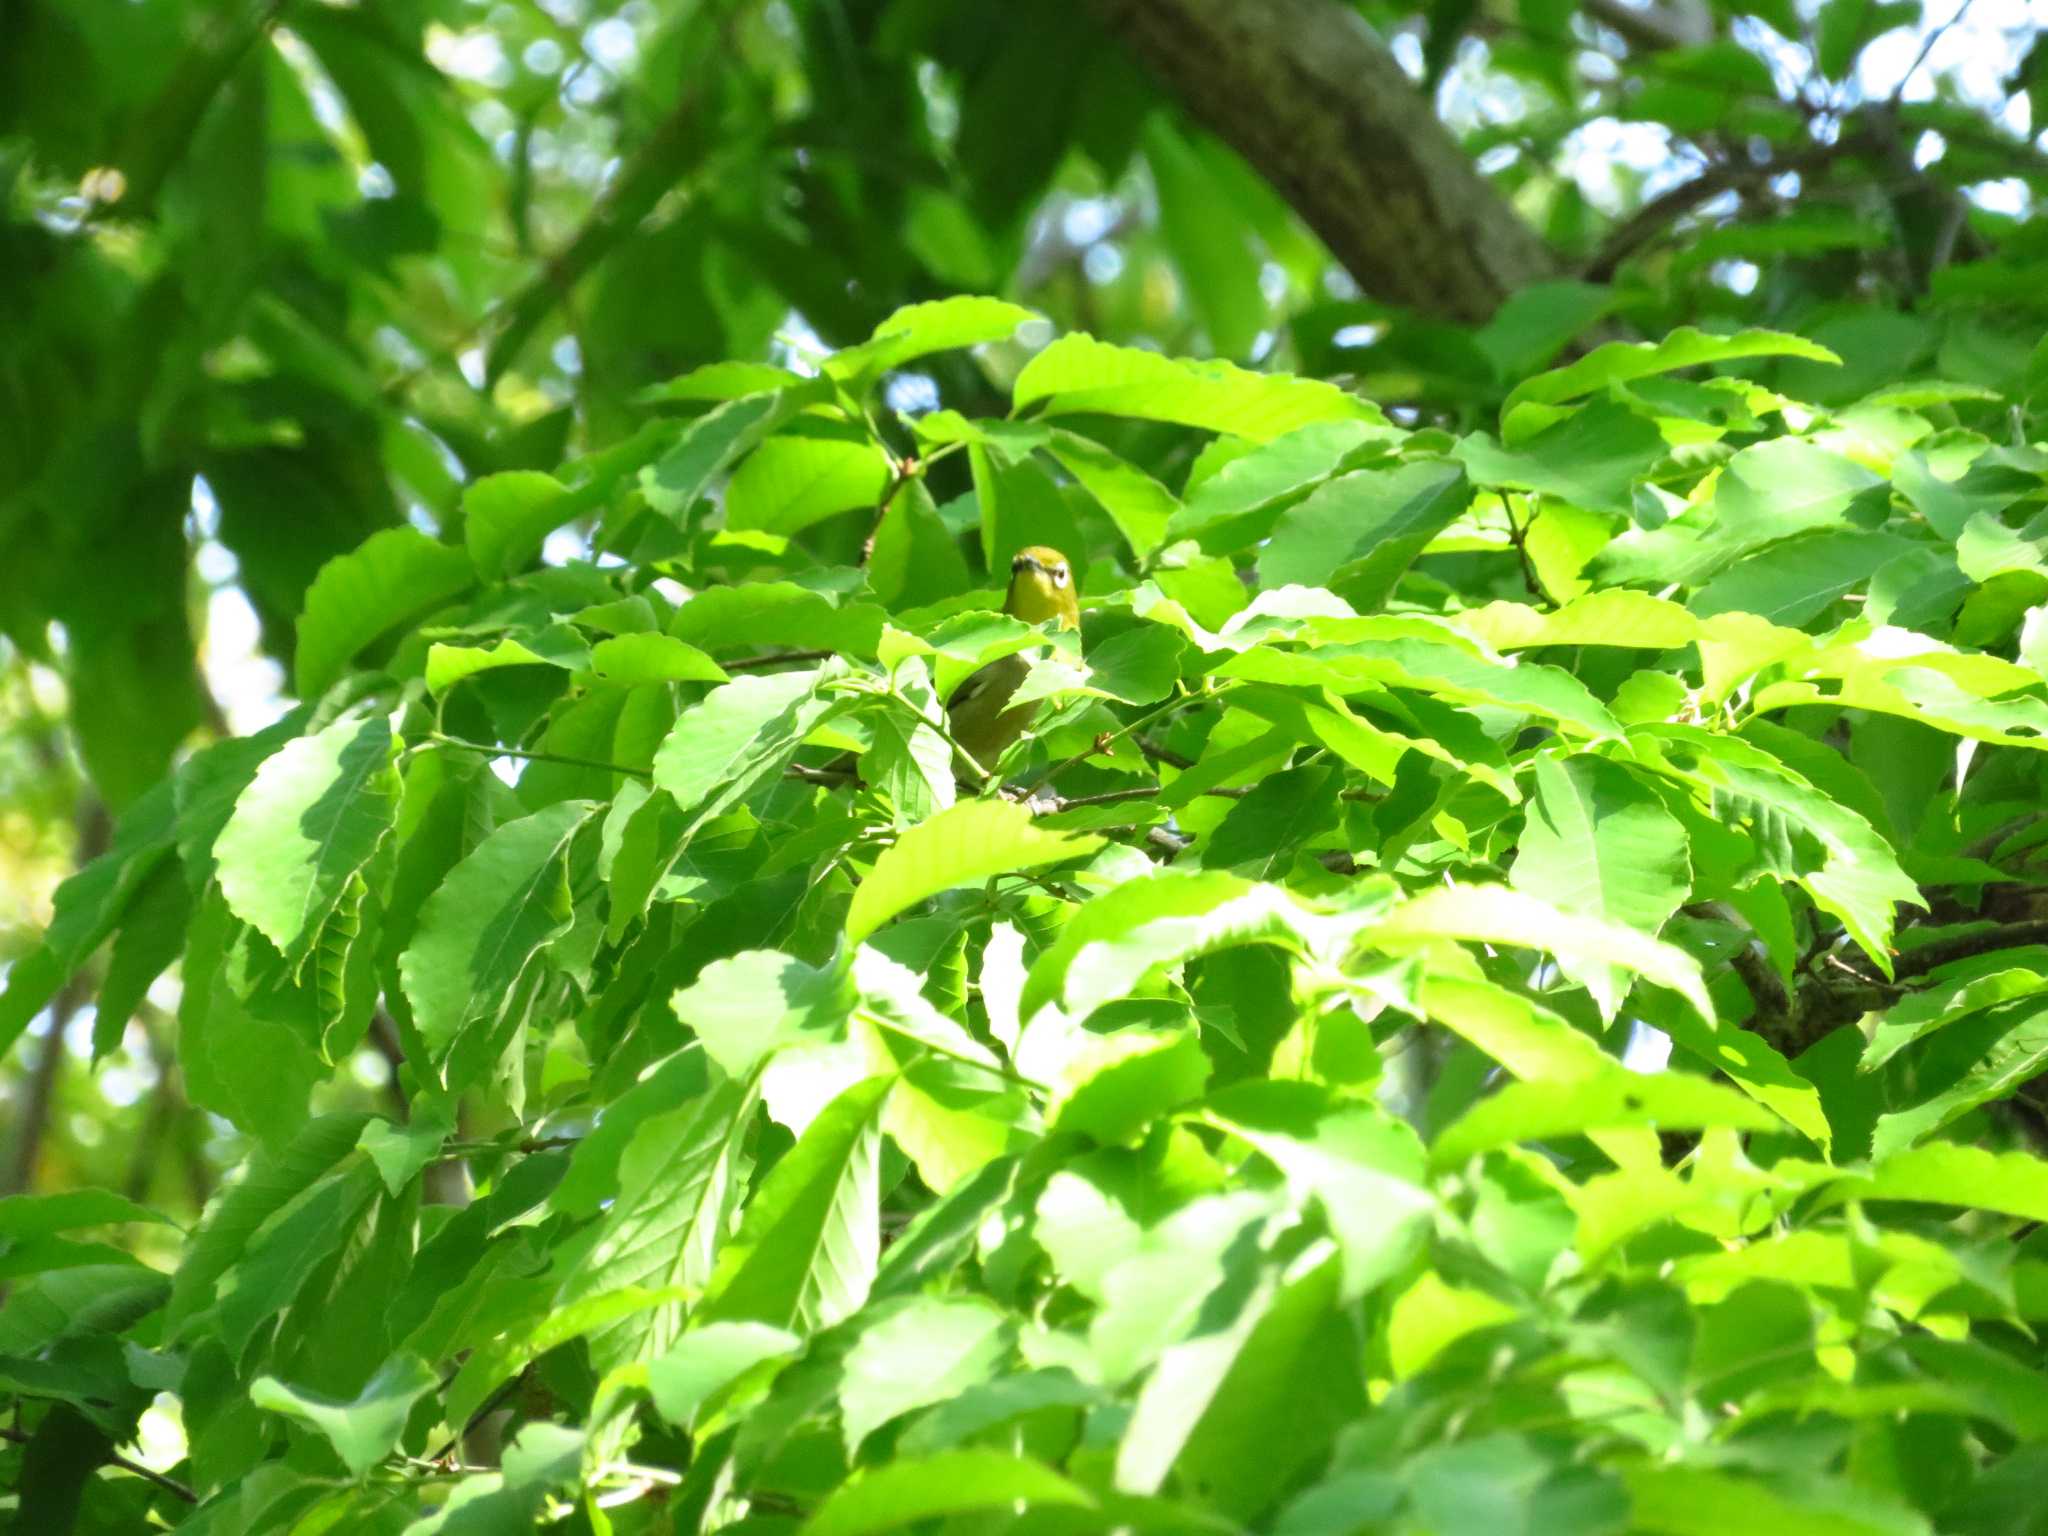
1088;0;1558;322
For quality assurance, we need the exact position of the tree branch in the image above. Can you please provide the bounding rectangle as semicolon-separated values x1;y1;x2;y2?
1584;130;1880;281
1891;922;2048;983
0;1424;196;1504
1088;0;1556;321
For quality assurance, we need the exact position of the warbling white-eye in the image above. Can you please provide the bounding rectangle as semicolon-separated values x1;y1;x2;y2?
944;545;1080;775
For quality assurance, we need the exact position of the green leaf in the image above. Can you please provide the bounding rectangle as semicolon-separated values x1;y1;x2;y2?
1869;995;2048;1157
1041;428;1179;558
1641;725;1920;972
295;526;474;699
1020;872;1374;1025
1414;974;1618;1083
214;714;398;968
1081;625;1184;711
825;296;1041;384
1508;753;1690;1018
839;1297;1011;1451
671;583;888;658
1690;529;1914;625
672;950;854;1078
1225;630;1621;739
647;1321;802;1430
725;433;892;536
1833;1143;2048;1222
1455;400;1666;517
0;1190;175;1241
177;893;327;1145
1207;1080;1434;1299
640;361;805;404
1860;967;2048;1071
1368;883;1713;1023
865;665;957;825
800;1450;1092;1536
696;1074;893;1333
1050;1027;1211;1145
1013;333;1385;442
1595;438;1884;589
1624;1464;1928;1536
1463;590;1700;652
89;860;189;1061
1388;1274;1521;1380
215;1157;382;1366
1503;326;1839;416
1632;986;1832;1149
552;1076;756;1372
1201;763;1342;878
1116;1244;1362;1517
1145;116;1265;360
640;387;823;522
248;1353;437;1477
587;632;728;685
1816;0;1918;79
971;444;1086;580
167;1111;373;1333
0;782;178;1062
464;470;570;580
1262;459;1470;607
869;478;975;610
652;666;845;836
1474;280;1622;377
424;631;588;694
1431;1071;1779;1168
847;798;1104;946
398;800;598;1070
1167;419;1392;553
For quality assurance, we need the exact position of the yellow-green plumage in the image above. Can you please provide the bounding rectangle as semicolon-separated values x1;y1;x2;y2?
945;545;1080;774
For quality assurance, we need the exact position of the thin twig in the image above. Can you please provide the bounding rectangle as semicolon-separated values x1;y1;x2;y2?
1136;736;1195;770
1890;0;1976;106
1583;132;1877;282
421;732;650;781
723;649;833;672
1049;785;1170;811
1025;692;1199;797
1500;495;1556;610
859;458;919;567
0;1425;196;1504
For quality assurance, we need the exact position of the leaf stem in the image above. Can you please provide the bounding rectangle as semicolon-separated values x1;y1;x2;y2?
1025;689;1203;796
1501;494;1556;609
856;1007;1049;1095
418;732;652;782
723;649;833;672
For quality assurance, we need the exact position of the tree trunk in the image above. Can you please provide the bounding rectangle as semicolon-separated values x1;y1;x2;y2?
1088;0;1557;322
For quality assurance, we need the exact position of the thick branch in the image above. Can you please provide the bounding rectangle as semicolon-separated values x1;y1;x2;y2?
1088;0;1556;322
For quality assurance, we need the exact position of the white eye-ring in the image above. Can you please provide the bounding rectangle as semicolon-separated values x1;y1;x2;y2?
1051;567;1069;586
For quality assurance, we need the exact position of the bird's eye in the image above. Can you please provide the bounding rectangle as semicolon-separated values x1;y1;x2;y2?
1051;567;1069;587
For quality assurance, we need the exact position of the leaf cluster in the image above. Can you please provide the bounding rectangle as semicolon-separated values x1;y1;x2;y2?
9;299;2048;1535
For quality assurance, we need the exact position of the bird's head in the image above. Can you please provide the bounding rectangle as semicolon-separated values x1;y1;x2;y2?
1006;545;1080;629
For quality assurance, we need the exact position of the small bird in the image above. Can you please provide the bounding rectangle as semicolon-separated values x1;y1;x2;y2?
945;545;1080;777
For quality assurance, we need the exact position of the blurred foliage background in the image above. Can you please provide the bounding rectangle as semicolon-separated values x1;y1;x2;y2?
1;0;2043;1208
